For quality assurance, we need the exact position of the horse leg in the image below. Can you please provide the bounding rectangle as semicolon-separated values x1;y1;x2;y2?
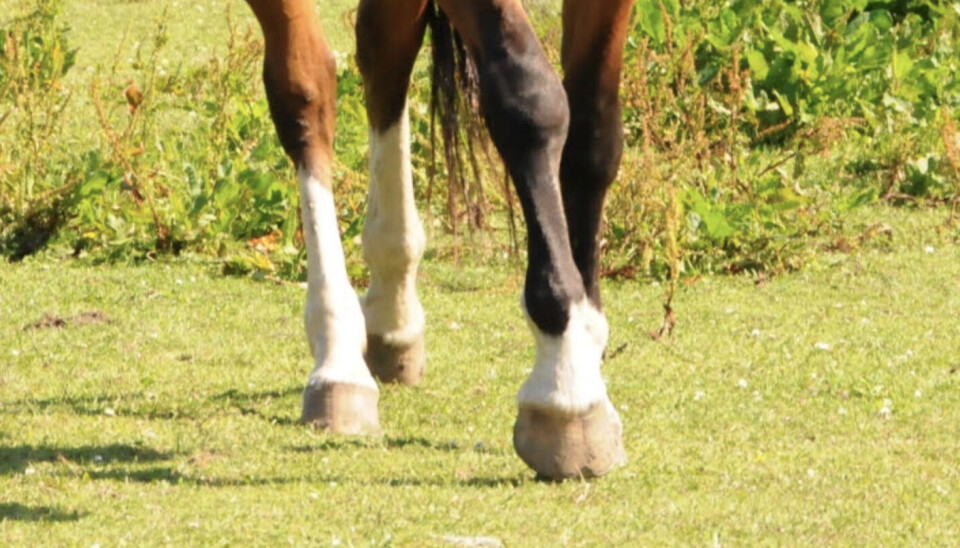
560;0;635;306
246;0;379;433
437;0;625;479
355;0;430;385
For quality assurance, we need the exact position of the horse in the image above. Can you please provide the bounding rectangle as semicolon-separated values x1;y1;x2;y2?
243;0;635;480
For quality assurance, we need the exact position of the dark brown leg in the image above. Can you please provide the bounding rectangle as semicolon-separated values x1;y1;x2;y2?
560;0;636;307
438;0;625;480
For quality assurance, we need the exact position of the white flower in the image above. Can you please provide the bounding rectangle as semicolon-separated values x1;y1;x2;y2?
814;342;831;351
737;379;748;389
694;390;705;401
924;245;935;254
879;402;893;419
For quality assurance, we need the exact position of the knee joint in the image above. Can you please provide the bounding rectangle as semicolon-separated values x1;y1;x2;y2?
262;51;336;165
479;54;569;166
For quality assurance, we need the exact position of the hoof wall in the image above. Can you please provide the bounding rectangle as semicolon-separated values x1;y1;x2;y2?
365;333;425;386
513;402;625;481
301;382;380;435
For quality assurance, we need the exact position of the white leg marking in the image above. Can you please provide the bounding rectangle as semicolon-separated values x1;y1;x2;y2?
361;104;426;345
299;166;377;390
517;299;613;414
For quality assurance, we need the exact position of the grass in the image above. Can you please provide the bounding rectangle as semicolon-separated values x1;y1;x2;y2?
2;206;959;545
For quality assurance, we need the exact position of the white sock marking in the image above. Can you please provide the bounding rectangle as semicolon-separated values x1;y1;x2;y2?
517;299;613;414
298;166;377;390
361;104;426;345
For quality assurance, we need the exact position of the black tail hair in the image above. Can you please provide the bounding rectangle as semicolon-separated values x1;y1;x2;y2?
425;1;495;255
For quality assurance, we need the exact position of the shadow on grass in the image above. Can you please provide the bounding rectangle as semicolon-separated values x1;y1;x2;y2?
0;443;173;476
2;392;145;416
2;392;206;421
3;385;303;423
209;385;303;426
78;465;525;489
210;386;303;404
285;435;472;453
0;502;85;522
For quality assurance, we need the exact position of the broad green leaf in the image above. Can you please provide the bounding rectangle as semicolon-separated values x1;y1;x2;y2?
773;90;795;116
744;48;770;80
893;49;913;80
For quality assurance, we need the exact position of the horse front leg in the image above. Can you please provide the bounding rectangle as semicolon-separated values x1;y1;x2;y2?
438;0;625;480
246;0;379;433
356;0;431;385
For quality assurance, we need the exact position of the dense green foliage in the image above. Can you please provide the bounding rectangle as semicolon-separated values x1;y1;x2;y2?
1;0;958;279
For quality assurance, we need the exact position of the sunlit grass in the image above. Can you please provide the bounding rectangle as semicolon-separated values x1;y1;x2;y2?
1;206;959;544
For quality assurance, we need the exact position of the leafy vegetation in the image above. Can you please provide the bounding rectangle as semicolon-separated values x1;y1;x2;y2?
1;0;958;282
609;0;960;285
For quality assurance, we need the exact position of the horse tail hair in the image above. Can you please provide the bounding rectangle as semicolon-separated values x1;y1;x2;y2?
425;0;488;246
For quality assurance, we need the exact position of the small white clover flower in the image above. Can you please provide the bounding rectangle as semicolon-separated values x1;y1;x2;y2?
879;400;893;419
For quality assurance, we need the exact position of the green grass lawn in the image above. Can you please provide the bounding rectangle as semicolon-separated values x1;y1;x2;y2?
2;206;959;545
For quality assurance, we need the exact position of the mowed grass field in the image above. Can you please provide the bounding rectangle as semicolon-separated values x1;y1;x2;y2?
2;207;960;545
3;0;960;545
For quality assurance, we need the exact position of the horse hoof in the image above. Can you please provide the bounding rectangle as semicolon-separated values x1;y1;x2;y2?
301;381;381;435
513;401;625;481
365;333;425;386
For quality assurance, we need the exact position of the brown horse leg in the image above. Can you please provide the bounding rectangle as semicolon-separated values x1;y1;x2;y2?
560;0;636;307
355;0;431;385
245;0;379;434
437;0;625;480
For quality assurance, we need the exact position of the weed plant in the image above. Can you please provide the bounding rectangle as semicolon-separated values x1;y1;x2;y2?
1;0;958;282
